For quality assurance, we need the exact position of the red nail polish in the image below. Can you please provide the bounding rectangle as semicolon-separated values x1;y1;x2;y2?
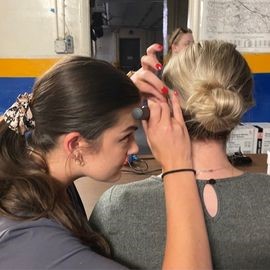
155;63;163;70
161;86;169;95
158;44;163;50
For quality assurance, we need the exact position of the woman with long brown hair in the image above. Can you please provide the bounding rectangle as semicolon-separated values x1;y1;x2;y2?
0;56;211;269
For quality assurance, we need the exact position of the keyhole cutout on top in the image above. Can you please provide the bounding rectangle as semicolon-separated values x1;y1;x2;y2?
203;181;218;218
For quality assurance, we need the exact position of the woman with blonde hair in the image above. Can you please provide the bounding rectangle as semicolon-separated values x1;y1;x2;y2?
90;40;270;269
163;27;194;65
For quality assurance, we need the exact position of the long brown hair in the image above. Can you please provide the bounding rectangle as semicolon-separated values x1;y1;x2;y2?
0;56;140;256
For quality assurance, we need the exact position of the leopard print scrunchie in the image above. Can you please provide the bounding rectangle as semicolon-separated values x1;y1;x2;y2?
3;93;35;135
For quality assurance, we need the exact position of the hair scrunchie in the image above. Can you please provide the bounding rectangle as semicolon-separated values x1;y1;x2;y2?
3;92;35;135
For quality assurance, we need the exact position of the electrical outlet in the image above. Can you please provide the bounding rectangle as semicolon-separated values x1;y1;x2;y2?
65;35;74;53
55;39;66;54
54;35;74;54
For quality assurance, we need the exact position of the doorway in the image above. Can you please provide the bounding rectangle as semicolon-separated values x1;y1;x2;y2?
119;38;140;72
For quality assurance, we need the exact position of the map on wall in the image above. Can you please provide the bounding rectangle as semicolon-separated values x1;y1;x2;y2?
200;0;270;52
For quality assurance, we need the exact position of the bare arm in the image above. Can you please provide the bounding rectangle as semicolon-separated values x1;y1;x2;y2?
139;47;212;269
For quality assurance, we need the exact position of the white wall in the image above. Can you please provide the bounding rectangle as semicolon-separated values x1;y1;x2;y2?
0;0;91;58
0;0;162;61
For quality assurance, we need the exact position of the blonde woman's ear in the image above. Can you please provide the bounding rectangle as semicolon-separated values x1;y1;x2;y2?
171;43;178;53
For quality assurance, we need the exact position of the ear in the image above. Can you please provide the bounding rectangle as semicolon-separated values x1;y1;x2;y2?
63;132;82;155
171;43;179;53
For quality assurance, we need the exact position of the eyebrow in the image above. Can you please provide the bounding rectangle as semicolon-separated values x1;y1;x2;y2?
121;125;138;134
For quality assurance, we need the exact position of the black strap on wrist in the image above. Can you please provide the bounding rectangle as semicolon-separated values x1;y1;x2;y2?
161;168;196;180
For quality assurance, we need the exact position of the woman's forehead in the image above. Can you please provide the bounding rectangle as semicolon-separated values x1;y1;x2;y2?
181;33;194;42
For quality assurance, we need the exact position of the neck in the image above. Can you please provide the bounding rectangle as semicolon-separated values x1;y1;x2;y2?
46;149;75;187
191;139;243;180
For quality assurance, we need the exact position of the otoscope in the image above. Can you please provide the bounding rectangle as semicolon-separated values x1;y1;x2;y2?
132;99;150;120
132;68;163;121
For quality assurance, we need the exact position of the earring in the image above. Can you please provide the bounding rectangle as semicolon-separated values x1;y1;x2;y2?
74;152;85;167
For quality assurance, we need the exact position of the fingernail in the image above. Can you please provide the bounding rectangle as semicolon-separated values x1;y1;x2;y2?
174;90;179;96
158;44;163;50
161;86;169;95
155;63;163;70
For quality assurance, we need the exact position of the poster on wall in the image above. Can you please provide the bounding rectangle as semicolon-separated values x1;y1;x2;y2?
200;0;270;52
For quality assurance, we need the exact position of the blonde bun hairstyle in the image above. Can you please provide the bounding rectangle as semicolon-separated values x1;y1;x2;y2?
163;40;254;140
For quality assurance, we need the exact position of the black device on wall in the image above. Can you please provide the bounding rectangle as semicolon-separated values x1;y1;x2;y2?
91;12;103;40
90;0;95;8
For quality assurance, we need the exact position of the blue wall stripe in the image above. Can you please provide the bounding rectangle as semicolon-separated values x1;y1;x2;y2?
0;78;35;114
242;73;270;122
0;74;269;121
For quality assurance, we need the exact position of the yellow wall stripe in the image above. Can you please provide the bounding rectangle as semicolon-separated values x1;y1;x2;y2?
0;58;59;77
0;54;270;77
243;53;270;73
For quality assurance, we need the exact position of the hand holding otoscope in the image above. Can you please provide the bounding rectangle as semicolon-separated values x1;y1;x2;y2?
132;99;150;120
132;87;171;120
132;64;171;120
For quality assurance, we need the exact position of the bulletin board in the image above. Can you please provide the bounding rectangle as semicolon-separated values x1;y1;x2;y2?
200;0;270;53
